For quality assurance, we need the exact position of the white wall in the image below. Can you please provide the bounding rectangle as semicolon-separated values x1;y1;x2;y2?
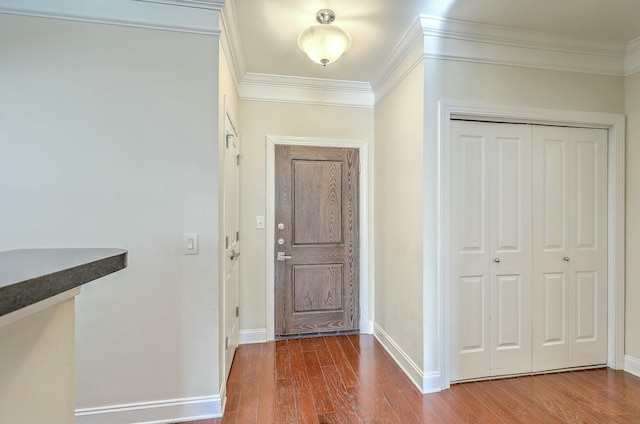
237;100;374;339
625;71;640;362
0;14;222;422
373;63;425;380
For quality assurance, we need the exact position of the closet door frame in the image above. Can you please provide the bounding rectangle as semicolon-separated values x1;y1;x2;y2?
438;101;626;390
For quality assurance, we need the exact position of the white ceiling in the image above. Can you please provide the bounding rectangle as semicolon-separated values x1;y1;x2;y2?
230;0;640;83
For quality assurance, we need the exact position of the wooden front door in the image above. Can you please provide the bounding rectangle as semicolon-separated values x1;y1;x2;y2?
275;145;359;336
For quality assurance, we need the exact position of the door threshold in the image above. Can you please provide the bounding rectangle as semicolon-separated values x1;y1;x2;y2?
275;329;359;340
451;364;608;385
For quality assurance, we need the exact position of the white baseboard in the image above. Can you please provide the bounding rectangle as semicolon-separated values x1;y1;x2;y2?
422;371;442;394
75;395;222;424
239;328;267;344
361;320;374;335
624;354;640;378
373;323;441;394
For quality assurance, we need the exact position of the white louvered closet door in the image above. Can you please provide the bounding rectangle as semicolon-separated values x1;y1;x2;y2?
532;126;608;372
450;121;532;381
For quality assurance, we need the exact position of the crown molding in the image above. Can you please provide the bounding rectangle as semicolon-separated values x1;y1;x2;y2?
419;15;626;75
219;0;245;90
134;0;224;10
373;15;631;105
238;73;374;108
626;36;640;76
0;0;223;35
372;17;425;106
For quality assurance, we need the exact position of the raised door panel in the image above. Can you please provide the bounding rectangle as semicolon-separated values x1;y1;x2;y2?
532;126;571;371
542;273;566;345
450;121;491;381
459;276;486;353
459;136;487;255
569;128;607;366
293;264;344;312
489;124;532;375
293;161;343;245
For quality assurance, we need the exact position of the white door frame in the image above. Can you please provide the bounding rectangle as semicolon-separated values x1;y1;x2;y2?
265;136;371;341
438;100;626;390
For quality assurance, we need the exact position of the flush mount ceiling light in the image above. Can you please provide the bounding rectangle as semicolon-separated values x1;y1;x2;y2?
297;9;352;66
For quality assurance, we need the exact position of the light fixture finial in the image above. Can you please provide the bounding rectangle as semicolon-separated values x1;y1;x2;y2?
316;9;336;25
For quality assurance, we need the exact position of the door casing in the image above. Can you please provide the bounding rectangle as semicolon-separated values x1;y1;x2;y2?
266;136;371;341
439;101;626;391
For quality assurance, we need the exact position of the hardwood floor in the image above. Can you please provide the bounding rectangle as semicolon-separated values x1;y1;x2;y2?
179;334;640;424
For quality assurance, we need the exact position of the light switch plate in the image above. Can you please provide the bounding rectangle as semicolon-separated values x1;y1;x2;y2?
184;233;198;255
256;216;265;229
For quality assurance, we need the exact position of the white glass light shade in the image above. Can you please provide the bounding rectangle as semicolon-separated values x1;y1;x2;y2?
297;24;352;66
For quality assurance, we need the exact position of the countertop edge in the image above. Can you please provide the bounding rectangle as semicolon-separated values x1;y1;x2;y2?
0;248;128;318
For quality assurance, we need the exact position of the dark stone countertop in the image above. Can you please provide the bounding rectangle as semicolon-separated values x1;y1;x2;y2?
0;248;127;317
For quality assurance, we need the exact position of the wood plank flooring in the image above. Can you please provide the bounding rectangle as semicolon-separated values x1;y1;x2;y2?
178;334;640;424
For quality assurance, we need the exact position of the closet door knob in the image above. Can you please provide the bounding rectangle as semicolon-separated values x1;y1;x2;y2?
563;257;570;262
494;258;501;263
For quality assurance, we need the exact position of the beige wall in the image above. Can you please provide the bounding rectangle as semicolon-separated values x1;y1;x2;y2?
238;101;374;334
0;14;222;420
625;71;640;359
0;300;75;424
374;63;425;372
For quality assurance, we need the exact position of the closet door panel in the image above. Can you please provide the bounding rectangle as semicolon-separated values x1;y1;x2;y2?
532;126;571;371
569;128;607;366
450;121;491;381
533;126;608;371
490;125;532;375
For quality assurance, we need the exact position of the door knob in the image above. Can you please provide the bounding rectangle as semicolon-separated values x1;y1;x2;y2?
494;258;501;263
563;257;570;262
277;252;292;261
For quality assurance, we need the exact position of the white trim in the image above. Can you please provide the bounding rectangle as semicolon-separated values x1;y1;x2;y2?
265;136;371;341
219;379;227;416
0;0;222;35
373;324;439;394
239;73;374;108
0;287;80;328
372;17;425;105
239;328;267;344
219;0;244;92
626;37;640;76
438;101;626;390
422;372;442;394
133;0;224;10
375;15;637;107
624;355;640;378
419;15;626;77
75;395;222;424
361;320;374;335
